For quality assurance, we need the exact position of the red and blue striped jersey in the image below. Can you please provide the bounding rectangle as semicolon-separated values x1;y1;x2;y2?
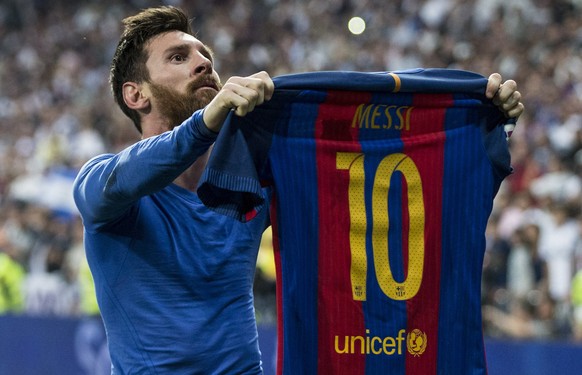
198;69;513;375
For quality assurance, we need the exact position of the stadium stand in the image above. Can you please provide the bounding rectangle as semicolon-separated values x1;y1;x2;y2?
0;0;579;343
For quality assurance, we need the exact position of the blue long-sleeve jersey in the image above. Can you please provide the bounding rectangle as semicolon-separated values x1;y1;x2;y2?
73;110;269;374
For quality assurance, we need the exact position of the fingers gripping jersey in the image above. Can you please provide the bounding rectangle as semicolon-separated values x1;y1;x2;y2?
198;69;513;375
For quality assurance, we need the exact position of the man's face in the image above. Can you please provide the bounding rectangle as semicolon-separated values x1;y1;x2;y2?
144;31;222;128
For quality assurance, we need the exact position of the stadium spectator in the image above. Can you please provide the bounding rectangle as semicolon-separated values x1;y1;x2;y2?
483;290;559;339
0;233;25;313
506;223;546;301
571;269;582;340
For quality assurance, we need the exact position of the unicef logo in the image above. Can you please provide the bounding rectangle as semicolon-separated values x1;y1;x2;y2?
406;329;427;356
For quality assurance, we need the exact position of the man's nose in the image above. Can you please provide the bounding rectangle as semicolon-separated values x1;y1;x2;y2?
192;55;212;75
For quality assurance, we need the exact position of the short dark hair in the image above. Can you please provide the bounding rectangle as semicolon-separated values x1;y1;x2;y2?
109;6;193;132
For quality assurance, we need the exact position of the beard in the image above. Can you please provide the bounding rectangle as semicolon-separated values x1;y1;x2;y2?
149;76;223;129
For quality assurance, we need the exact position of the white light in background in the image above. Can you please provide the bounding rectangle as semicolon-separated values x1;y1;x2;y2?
348;16;366;35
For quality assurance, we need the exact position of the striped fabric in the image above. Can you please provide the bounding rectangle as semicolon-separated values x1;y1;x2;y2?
198;69;513;375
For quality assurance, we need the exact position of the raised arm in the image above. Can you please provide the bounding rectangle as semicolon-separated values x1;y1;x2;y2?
73;111;215;227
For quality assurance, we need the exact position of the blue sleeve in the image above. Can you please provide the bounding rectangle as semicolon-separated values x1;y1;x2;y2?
482;117;514;193
197;93;287;222
73;110;217;229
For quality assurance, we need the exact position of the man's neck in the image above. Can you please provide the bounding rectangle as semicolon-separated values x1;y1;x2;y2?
140;116;211;193
173;149;210;192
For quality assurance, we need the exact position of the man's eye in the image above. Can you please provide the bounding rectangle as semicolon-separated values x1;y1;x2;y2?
171;54;185;62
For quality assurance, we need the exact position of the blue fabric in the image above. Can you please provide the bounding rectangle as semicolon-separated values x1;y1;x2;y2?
73;111;269;374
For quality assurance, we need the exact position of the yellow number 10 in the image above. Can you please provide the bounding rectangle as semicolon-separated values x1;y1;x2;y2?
336;152;425;301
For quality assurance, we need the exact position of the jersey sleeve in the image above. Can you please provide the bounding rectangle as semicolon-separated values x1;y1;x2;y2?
196;94;288;222
73;110;217;229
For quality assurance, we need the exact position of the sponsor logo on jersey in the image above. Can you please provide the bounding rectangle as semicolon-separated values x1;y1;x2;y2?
334;328;427;357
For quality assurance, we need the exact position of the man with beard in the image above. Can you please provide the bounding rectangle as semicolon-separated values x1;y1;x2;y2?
73;6;273;374
72;6;523;375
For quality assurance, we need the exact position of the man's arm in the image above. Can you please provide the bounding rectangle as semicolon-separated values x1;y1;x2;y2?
73;111;215;227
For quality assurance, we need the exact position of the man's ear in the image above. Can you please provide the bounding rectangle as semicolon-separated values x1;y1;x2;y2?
122;82;150;110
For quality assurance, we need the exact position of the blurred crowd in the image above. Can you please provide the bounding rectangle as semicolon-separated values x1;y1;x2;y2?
0;0;580;340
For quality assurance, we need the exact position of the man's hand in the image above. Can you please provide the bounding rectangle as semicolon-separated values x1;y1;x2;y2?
203;71;275;132
486;73;524;119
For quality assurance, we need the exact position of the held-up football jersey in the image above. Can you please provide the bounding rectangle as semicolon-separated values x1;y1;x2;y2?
198;69;513;375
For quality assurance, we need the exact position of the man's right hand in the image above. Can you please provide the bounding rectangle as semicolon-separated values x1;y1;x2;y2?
202;71;275;132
